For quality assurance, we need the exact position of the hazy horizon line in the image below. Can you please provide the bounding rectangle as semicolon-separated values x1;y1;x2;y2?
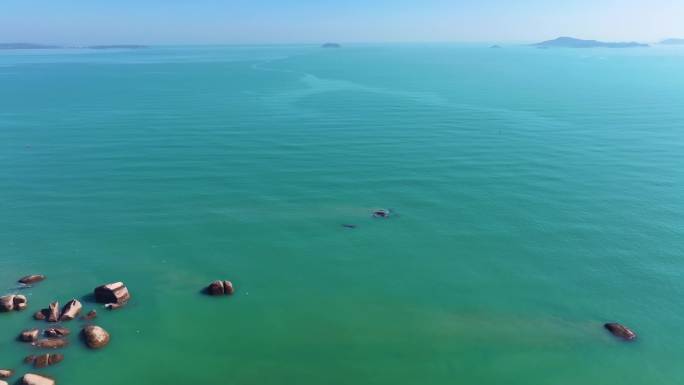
2;36;681;47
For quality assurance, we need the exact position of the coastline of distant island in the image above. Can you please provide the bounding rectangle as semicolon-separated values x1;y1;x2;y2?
660;38;684;45
322;43;341;48
533;37;649;48
0;42;148;50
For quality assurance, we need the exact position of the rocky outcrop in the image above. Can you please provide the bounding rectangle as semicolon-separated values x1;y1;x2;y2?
13;295;28;311
30;353;64;368
206;280;235;296
47;302;60;322
44;327;70;338
82;325;110;349
372;209;391;218
18;275;46;285
604;323;637;341
21;373;56;385
33;338;68;349
0;295;28;312
20;329;40;342
94;282;130;305
0;296;13;312
60;299;82;321
0;369;12;378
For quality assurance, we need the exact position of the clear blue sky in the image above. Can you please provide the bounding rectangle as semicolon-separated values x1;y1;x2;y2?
1;0;682;44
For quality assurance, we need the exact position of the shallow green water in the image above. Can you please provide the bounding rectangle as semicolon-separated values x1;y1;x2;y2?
1;44;683;384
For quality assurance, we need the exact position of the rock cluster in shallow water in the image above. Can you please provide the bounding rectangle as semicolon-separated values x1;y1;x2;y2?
0;275;131;384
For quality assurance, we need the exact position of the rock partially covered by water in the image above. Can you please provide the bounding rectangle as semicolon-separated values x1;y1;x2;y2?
44;327;70;338
0;296;14;312
60;299;82;321
20;329;40;342
47;302;60;323
21;373;55;385
30;353;64;369
104;303;123;310
604;323;637;341
82;310;97;321
372;209;391;218
0;369;13;378
19;275;46;285
0;295;27;312
82;325;110;349
206;280;235;296
33;338;69;349
34;310;47;321
94;282;130;305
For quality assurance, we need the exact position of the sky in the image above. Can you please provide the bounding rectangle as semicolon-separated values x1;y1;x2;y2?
1;0;683;45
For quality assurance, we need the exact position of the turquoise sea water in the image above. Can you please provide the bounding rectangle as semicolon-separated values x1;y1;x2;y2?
1;44;683;384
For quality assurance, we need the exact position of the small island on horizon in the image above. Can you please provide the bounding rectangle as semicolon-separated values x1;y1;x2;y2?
0;43;62;49
322;43;341;48
88;45;148;49
533;37;649;48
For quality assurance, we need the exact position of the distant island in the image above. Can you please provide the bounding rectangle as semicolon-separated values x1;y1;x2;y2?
322;43;341;48
490;45;502;49
533;37;649;48
87;45;148;49
660;38;684;45
0;42;148;50
0;43;61;49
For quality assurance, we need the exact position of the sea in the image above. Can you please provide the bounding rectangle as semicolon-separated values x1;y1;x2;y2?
1;43;683;385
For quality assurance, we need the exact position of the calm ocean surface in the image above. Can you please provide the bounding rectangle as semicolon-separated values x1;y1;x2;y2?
1;44;683;384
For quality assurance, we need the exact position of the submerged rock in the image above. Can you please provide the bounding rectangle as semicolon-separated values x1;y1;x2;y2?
21;373;56;385
60;299;82;321
33;338;68;349
20;329;40;342
206;280;235;296
0;369;12;378
47;302;60;323
82;325;110;349
82;310;97;321
44;327;70;338
94;282;130;305
19;275;45;285
34;310;47;321
104;303;123;310
604;323;637;341
31;353;64;368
